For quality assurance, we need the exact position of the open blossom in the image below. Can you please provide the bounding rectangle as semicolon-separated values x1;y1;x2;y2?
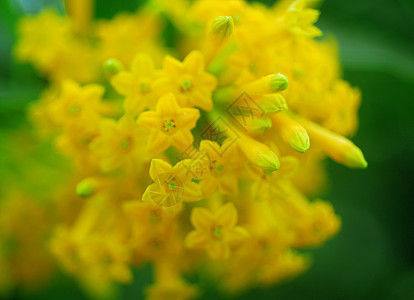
90;116;148;172
137;93;200;153
142;159;203;213
153;51;217;110
185;203;249;260
111;54;159;116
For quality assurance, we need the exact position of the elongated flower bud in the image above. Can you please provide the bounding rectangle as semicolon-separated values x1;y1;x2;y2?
259;94;288;114
240;74;289;96
237;135;280;172
297;116;367;169
271;113;310;153
248;117;272;134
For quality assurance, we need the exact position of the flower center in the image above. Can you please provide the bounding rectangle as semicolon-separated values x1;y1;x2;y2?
163;119;176;132
180;78;193;92
140;82;150;94
69;105;81;114
120;136;132;151
213;227;223;238
215;165;223;175
168;180;177;191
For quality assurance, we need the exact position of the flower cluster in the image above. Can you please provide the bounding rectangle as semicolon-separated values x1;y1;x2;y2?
3;0;367;299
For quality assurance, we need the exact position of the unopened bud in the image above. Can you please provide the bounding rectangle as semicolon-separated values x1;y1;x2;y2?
211;16;234;40
103;58;124;76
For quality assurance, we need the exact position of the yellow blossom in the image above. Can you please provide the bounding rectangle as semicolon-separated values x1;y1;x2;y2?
49;80;104;128
137;93;200;153
185;202;249;260
142;159;203;212
198;140;242;196
153;51;217;110
90;116;148;172
111;54;159;116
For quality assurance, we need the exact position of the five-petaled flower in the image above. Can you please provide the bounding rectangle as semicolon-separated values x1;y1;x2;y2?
111;54;159;116
185;202;249;260
153;50;217;111
142;159;203;213
137;93;200;153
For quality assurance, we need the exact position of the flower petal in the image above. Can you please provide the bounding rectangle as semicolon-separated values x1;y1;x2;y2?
226;226;249;244
170;130;194;151
131;54;154;76
164;55;184;74
182;181;203;202
218;176;238;195
142;183;167;205
179;108;200;129
137;111;160;130
215;202;237;228
147;131;170;153
149;159;172;181
183;50;204;73
156;93;181;116
190;207;214;230
111;72;135;95
206;241;230;260
185;231;209;249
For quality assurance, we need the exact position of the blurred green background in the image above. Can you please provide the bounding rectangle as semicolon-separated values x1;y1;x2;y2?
1;0;414;299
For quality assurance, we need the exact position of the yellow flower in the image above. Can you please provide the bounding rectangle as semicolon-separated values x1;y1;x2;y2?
153;51;217;110
323;80;361;136
90;116;148;172
185;203;249;260
198;140;241;197
285;0;322;37
142;159;203;212
137;93;200;153
15;9;71;70
111;54;159;116
96;11;164;66
146;261;198;300
55;121;99;171
49;80;104;128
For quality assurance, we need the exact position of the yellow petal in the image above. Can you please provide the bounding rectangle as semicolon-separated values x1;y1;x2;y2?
170;130;194;151
137;111;160;129
182;181;203;202
185;231;209;249
164;55;183;74
200;177;218;198
124;94;146;116
142;183;168;205
215;202;237;228
147;130;171;153
101;154;123;172
149;159;172;181
218;176;238;195
200;73;217;90
111;72;135;95
156;93;180;116
226;226;249;244
82;84;105;100
131;54;154;76
183;50;204;74
190;207;214;230
179;108;200;129
152;77;174;95
206;241;230;260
